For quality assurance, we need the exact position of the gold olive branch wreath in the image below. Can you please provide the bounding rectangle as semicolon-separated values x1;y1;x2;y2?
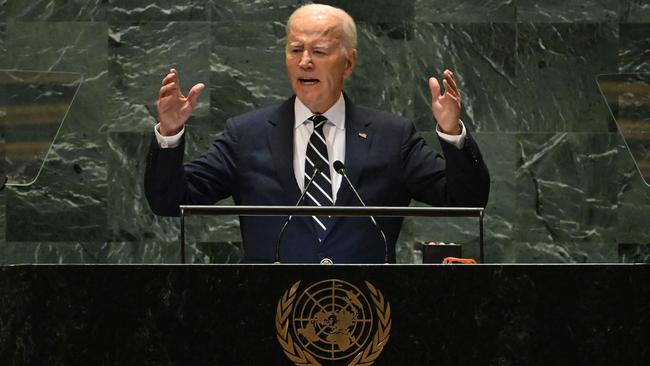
275;280;391;366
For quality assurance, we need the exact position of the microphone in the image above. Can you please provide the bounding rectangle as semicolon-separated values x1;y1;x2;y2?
333;160;389;263
274;161;328;263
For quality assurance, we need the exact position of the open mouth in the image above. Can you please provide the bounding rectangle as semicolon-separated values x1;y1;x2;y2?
299;78;320;85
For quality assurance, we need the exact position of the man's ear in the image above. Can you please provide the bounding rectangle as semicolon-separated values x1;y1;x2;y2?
344;49;357;79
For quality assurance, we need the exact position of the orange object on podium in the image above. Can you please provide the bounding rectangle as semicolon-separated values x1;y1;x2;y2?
442;257;477;264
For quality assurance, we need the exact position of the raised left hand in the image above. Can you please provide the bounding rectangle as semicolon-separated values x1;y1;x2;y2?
428;69;461;135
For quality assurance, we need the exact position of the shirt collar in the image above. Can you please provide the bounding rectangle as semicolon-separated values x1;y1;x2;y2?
294;94;345;130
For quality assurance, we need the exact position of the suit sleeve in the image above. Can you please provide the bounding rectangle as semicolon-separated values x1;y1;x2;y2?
144;119;240;217
400;121;490;207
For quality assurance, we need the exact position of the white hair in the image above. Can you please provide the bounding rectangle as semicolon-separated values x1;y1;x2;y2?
287;4;358;55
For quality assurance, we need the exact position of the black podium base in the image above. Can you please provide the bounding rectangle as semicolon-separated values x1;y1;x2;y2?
0;264;648;365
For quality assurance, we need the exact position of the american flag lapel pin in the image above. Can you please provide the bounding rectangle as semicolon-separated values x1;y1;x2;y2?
358;132;367;139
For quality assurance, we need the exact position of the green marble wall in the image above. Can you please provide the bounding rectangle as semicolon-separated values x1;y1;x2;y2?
1;0;649;264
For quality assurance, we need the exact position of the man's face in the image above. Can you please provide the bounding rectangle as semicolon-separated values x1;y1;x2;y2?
286;11;356;114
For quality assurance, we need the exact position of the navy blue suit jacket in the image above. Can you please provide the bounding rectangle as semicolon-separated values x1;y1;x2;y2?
145;94;489;263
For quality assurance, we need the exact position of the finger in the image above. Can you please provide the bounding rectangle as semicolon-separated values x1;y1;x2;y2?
444;70;459;95
186;83;205;108
442;69;456;86
158;95;174;104
428;77;441;102
159;82;178;98
169;69;182;97
161;72;176;86
443;79;460;100
161;67;179;85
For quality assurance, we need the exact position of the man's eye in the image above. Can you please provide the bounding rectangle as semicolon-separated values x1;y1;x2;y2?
314;50;326;55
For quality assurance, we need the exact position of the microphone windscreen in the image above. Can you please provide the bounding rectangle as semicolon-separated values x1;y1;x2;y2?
333;160;345;174
314;161;329;172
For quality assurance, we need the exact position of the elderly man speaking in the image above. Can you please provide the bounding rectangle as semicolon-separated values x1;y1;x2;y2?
145;4;490;263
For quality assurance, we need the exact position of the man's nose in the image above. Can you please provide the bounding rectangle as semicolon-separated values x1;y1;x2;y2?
298;50;312;68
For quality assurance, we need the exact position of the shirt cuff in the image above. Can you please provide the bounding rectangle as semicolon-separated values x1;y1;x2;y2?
154;123;184;149
436;120;466;149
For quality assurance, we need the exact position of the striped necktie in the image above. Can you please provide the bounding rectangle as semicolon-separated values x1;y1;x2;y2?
304;115;333;240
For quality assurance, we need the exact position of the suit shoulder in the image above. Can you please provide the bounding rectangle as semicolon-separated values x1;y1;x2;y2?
355;104;413;129
228;103;281;127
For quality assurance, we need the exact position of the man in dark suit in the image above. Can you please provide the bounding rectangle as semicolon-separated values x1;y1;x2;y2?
145;4;489;263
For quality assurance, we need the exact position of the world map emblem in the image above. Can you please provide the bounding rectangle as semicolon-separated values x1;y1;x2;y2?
275;279;391;365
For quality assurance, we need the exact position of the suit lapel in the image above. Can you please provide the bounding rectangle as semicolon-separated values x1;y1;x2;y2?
334;94;372;207
267;96;301;204
322;95;373;242
267;96;320;238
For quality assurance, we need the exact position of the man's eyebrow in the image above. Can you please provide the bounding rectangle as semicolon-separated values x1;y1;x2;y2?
313;42;333;49
287;40;335;48
312;39;332;46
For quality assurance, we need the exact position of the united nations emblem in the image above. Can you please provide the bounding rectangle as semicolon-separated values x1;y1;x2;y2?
275;279;391;365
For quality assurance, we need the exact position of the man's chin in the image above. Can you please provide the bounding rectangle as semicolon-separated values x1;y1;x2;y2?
294;84;321;96
295;95;326;113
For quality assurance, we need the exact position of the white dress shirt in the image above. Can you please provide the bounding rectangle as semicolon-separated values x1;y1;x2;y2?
154;94;467;202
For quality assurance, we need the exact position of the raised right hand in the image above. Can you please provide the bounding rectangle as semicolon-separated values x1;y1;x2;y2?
156;68;205;136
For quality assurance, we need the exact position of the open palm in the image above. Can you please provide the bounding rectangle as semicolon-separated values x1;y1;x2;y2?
157;68;205;136
429;69;461;135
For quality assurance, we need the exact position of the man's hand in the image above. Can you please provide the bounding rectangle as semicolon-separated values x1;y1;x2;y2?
428;69;461;135
157;68;205;136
